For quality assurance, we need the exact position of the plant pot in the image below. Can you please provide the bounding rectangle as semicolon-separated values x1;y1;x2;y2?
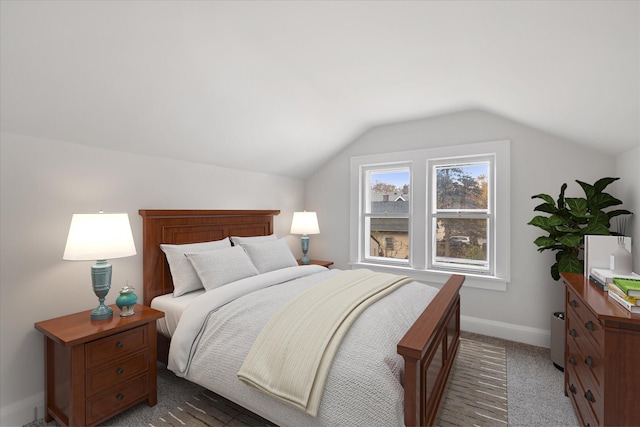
550;311;565;371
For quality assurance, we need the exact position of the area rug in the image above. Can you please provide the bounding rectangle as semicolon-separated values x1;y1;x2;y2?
436;337;508;426
148;337;507;427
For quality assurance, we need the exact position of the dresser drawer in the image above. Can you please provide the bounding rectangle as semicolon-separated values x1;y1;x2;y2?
566;363;600;427
85;351;148;396
566;316;604;390
85;374;148;425
566;289;604;352
85;326;147;368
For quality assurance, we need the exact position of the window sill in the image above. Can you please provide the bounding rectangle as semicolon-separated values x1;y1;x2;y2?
349;261;508;292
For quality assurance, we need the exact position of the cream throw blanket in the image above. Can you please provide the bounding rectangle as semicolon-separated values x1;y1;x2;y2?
237;269;412;416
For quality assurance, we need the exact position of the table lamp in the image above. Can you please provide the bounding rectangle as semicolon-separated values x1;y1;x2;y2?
63;212;137;320
290;211;320;265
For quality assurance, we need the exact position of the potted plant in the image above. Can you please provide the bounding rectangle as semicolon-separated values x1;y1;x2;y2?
528;177;633;369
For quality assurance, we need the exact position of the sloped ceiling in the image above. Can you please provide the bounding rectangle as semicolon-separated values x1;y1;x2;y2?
1;1;638;178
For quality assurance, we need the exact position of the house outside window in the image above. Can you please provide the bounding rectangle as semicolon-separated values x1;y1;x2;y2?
350;140;510;291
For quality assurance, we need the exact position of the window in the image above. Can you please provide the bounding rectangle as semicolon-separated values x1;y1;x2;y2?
430;158;492;274
362;166;411;264
350;140;510;291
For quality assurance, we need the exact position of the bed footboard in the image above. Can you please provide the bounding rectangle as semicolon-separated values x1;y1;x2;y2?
397;274;464;427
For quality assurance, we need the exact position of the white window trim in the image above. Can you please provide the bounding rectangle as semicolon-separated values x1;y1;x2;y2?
349;140;510;292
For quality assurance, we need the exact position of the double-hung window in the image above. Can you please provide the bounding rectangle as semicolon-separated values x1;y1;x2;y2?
350;140;510;291
362;165;411;264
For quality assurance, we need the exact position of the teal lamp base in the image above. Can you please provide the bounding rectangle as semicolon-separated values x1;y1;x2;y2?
91;260;113;321
300;234;310;265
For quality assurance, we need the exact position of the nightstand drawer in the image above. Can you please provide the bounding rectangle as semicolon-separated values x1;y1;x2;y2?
86;374;148;425
85;326;147;368
86;351;149;396
567;289;603;350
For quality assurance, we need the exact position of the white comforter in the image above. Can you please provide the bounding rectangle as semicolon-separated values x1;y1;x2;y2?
168;265;440;427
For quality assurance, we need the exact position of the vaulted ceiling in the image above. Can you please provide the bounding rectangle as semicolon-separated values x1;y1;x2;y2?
1;1;638;178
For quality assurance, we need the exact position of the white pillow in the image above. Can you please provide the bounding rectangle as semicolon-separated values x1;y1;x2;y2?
186;247;259;291
160;238;231;297
240;238;298;274
230;234;277;246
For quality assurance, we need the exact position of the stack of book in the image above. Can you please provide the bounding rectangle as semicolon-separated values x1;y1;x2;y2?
607;278;640;314
589;268;640;313
589;268;640;291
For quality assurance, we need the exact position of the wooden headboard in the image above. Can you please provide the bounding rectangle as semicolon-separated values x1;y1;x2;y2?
138;209;280;306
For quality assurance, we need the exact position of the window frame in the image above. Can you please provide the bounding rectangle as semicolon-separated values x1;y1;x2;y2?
361;162;412;266
349;140;510;291
428;156;494;275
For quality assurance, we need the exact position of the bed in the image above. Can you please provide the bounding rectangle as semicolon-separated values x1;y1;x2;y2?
139;209;464;426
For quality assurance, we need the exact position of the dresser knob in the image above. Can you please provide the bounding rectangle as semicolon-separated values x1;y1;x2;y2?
569;384;577;394
568;356;576;365
117;393;124;401
569;300;577;308
585;356;593;367
569;329;577;337
584;390;595;402
585;321;594;331
116;367;124;375
116;341;124;349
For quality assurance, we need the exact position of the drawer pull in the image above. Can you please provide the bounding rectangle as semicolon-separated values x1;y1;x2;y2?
585;356;593;367
569;329;577;337
568;356;576;366
584;390;595;403
116;367;124;375
585;321;595;331
569;300;577;308
569;384;577;394
117;393;124;401
116;341;124;349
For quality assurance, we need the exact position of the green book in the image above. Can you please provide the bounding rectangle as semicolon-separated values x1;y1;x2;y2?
612;277;640;297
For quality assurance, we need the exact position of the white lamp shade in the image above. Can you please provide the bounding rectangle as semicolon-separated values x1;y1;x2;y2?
63;213;137;260
290;211;320;235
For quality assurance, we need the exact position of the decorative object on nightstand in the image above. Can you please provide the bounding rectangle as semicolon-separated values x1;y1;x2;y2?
63;212;137;320
116;283;138;316
290;211;320;265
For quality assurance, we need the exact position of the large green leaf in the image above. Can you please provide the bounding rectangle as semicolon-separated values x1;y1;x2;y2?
533;236;558;249
607;209;633;220
557;234;582;248
527;216;553;232
551;262;560;281
589;193;623;211
565;198;588;217
557;252;583;274
533;202;557;214
576;180;595;201
531;193;555;206
581;221;610;235
592;177;619;193
557;183;567;209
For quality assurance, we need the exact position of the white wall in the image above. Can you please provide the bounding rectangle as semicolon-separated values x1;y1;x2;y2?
616;146;640;270
0;132;305;426
305;109;629;346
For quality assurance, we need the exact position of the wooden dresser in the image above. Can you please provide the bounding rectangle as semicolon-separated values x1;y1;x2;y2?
561;273;640;427
35;305;164;426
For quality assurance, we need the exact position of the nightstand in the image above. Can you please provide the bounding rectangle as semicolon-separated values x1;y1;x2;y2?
34;304;164;427
297;259;333;268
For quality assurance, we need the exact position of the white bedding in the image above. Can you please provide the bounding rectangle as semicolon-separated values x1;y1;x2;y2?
150;290;204;337
166;265;440;426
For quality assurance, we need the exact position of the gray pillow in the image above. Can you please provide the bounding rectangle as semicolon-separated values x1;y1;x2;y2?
230;234;277;246
160;238;231;297
240;238;298;274
186;246;259;291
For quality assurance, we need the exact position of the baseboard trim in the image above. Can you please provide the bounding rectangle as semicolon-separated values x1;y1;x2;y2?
1;391;44;427
461;314;550;348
